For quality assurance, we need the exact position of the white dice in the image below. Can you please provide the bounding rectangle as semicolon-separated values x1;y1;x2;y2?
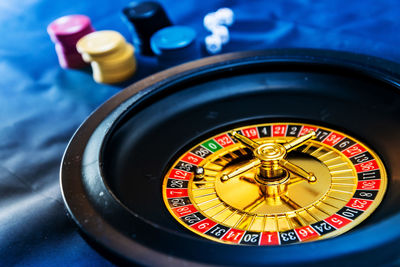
203;7;234;54
212;25;229;44
203;12;218;31
215;8;234;26
205;35;222;54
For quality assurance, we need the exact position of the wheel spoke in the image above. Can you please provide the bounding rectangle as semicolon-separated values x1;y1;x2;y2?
283;130;316;152
221;158;261;181
230;131;259;149
280;195;302;210
279;158;316;183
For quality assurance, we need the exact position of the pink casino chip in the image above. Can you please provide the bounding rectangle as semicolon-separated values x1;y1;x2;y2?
47;15;94;45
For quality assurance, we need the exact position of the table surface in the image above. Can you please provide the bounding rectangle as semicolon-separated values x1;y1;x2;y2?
2;0;400;266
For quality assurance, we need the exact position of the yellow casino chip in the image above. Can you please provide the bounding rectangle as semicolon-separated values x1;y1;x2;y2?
76;30;126;58
92;44;135;71
92;62;136;84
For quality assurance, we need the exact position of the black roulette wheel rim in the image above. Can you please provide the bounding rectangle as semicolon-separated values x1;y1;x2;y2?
61;49;400;266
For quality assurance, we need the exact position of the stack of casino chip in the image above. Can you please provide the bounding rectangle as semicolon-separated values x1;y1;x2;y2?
76;30;136;84
47;15;94;68
122;1;172;56
150;26;200;68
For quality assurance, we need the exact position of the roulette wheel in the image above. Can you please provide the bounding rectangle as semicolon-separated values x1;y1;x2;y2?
60;49;400;266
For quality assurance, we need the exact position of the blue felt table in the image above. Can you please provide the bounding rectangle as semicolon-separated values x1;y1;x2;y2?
1;0;400;266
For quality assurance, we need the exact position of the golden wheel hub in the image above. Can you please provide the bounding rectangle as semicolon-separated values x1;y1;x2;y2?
214;149;332;215
162;122;387;246
254;143;286;160
254;143;287;182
